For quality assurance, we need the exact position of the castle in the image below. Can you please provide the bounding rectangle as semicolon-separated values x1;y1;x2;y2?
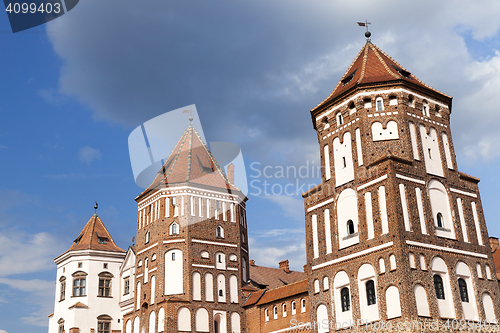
48;38;500;333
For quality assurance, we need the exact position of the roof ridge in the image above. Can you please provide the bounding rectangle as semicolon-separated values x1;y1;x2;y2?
369;43;400;79
266;277;307;292
371;43;452;99
356;43;370;84
312;43;367;112
185;127;193;182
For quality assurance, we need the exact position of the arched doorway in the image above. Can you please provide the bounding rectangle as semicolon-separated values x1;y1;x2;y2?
214;314;222;333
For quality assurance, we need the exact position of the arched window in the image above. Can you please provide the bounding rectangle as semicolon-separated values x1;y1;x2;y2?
336;112;343;126
144;259;149;283
423;100;429;117
265;308;269;321
273;305;278;319
458;278;468;303
433;275;445;299
282;303;287;317
408;95;415;107
349;101;356;114
145;231;150;244
341;287;350;312
376;97;383;111
366;280;376;305
436;213;444;228
323;276;329;290
169;222;179;235
347;220;355;235
216;226;224;238
292;301;296;315
301;298;306;312
314;279;320;293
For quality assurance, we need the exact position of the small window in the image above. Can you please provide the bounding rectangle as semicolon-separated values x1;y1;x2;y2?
59;277;66;301
389;96;397;106
376;97;383;111
433;275;445;300
428;148;432;160
273;306;278;319
78;262;82;268
152;254;156;261
148;204;151;214
423;101;429;117
292;301;296;315
458;278;469;303
336;112;343;126
347;220;355;235
98;320;110;333
171;196;177;206
218;254;222;263
342;156;347;168
282;303;287;317
138;260;143;267
216;200;220;210
366;280;376;305
124;277;130;295
172;252;176;261
218;289;223;297
436;213;444;228
201;251;210;259
58;322;64;333
364;98;372;108
265;308;269;322
341;287;350;312
341;68;357;86
73;277;86;297
216;226;224;238
98;277;111;297
103;263;108;269
169;222;179;235
408;95;415;107
145;231;150;244
348;101;356;114
301;298;306;312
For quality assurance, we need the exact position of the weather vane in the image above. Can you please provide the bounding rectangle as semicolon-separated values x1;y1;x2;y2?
357;20;371;42
183;108;194;123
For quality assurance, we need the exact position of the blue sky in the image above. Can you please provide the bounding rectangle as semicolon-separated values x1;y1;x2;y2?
1;1;500;332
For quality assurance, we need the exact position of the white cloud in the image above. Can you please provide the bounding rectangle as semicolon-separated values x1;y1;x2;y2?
261;196;304;220
0;231;63;277
0;278;55;327
78;146;102;164
0;330;9;333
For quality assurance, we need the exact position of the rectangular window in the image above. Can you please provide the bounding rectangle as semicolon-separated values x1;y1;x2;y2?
124;277;130;295
58;324;64;333
60;280;66;301
78;262;82;268
172;252;176;261
98;278;111;297
73;278;86;296
98;321;110;333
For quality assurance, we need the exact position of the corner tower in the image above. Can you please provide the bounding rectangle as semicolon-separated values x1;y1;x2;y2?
303;41;500;330
123;124;249;333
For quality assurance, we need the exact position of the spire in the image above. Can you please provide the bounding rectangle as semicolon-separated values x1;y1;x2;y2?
138;124;239;199
312;42;451;114
64;214;125;254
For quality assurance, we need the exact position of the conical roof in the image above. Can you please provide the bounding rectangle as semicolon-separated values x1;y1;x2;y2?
64;214;125;253
138;124;239;199
312;42;451;113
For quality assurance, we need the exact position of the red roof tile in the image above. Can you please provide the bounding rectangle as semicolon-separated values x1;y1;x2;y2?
312;42;450;113
249;264;306;290
59;214;125;256
138;124;240;200
256;279;308;306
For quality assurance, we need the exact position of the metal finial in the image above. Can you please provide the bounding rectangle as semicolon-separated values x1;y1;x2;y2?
94;201;98;213
183;108;194;123
357;20;372;42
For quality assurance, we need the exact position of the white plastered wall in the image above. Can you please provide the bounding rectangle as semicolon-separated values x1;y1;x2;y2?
165;249;183;295
419;125;444;177
337;188;359;249
333;132;355;187
455;261;478;321
357;264;379;322
428;180;455;239
431;257;456;319
333;271;352;325
371;121;399;141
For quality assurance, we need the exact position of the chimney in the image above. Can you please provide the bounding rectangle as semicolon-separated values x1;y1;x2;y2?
489;237;499;251
250;259;256;266
227;163;235;184
279;259;290;273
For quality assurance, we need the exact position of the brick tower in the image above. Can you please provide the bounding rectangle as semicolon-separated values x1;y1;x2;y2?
303;40;500;331
123;123;249;333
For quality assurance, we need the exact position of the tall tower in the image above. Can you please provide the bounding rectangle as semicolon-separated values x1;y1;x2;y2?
123;124;249;333
303;40;500;331
48;213;126;333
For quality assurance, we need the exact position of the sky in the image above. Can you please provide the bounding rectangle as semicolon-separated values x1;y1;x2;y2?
1;0;500;332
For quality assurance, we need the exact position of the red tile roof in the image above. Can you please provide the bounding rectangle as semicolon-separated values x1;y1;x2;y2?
249;263;307;290
312;42;451;113
242;290;266;307
137;124;240;200
58;214;125;257
256;279;308;306
68;301;89;309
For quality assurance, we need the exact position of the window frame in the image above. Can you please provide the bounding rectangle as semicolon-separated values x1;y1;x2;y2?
72;271;87;297
124;277;130;295
59;276;66;301
458;278;469;303
341;287;350;312
433;274;445;300
365;280;376;305
98;272;113;298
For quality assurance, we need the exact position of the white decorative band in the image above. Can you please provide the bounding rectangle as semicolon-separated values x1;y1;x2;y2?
136;274;143;278
450;188;477;198
148;267;157;273
312;242;393;270
227;267;239;271
192;264;215;269
406;240;487;258
192;239;238;248
241;247;248;253
163;239;185;244
307;198;334;213
396;174;426;185
357;174;388;191
137;242;159;255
